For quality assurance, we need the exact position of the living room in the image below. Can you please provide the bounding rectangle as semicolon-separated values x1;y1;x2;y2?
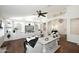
0;5;79;53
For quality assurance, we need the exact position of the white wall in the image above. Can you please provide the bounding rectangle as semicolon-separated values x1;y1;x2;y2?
65;6;79;18
47;16;67;35
57;19;67;34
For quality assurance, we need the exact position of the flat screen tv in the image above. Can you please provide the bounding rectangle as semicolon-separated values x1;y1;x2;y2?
25;25;34;33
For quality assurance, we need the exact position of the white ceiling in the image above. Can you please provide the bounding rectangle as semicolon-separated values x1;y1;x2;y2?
0;5;68;19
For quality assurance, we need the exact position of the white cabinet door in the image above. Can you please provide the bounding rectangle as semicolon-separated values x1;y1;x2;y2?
45;39;59;53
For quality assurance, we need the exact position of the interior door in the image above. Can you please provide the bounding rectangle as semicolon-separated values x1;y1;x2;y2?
69;18;79;44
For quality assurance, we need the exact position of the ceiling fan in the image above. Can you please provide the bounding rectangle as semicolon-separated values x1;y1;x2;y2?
36;10;48;17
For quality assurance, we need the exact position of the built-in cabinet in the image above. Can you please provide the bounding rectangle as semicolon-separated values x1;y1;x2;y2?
4;20;45;41
39;36;60;53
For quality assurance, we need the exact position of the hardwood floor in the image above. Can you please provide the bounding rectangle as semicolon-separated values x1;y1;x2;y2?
1;38;26;53
1;35;79;53
56;35;79;53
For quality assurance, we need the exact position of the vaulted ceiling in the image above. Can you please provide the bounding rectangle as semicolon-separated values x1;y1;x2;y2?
0;5;68;19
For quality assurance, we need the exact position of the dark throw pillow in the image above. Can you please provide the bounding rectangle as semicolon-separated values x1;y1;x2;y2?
28;37;38;48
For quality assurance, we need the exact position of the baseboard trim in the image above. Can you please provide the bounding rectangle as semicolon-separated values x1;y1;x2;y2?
67;41;78;45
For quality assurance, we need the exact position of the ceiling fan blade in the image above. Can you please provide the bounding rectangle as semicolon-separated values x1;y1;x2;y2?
42;12;48;14
41;14;46;17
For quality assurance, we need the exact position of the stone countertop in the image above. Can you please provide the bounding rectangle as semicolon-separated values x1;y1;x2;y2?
38;35;60;45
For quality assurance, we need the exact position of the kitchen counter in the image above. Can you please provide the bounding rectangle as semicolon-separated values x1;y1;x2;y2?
26;35;60;53
39;36;60;45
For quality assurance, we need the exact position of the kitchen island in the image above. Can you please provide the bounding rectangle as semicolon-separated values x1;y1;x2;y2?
26;35;60;53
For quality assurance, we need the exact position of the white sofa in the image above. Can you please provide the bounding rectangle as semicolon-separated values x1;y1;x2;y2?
26;37;43;53
26;41;42;53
